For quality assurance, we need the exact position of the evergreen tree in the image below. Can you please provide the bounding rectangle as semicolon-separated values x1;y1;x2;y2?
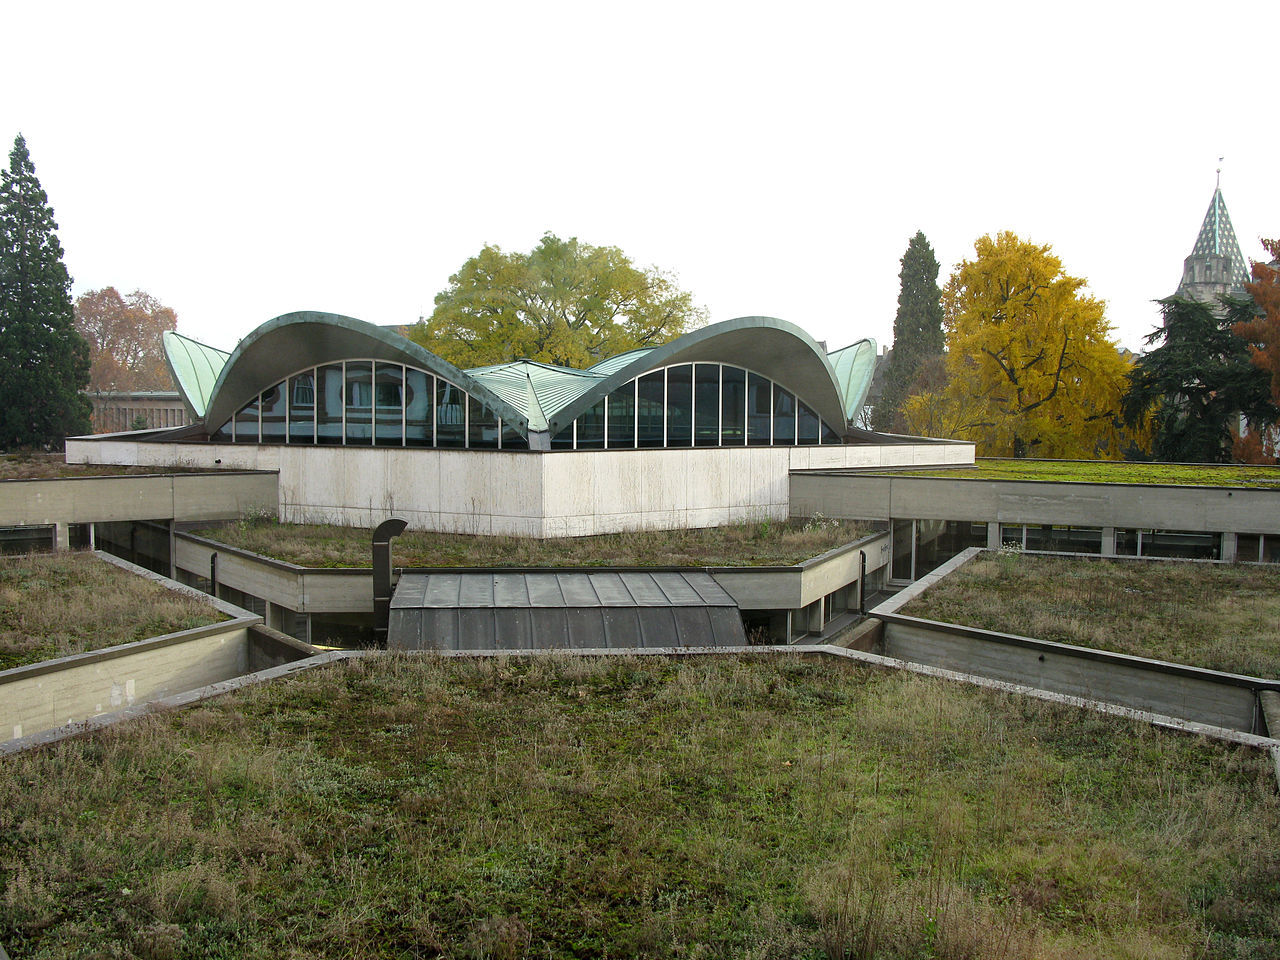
873;231;943;431
0;134;90;448
1121;296;1278;463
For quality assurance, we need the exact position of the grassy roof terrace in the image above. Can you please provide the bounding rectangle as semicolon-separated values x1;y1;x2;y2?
870;458;1280;488
900;553;1280;678
0;453;202;481
188;517;875;569
2;653;1276;957
0;552;227;671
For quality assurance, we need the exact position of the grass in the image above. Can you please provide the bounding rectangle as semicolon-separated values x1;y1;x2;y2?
0;453;198;480
881;458;1280;488
900;553;1280;678
188;516;873;569
1;653;1276;958
0;552;226;671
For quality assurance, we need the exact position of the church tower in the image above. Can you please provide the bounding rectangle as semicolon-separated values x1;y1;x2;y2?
1173;181;1249;304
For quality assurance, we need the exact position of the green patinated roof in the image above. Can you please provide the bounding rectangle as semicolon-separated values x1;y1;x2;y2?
162;331;231;418
170;313;877;438
826;339;878;420
465;361;605;433
1190;187;1249;290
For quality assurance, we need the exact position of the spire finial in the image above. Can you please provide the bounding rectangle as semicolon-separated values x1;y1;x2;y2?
1217;157;1223;190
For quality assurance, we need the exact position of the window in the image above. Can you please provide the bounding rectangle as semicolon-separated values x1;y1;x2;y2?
607;383;636;448
405;368;432;446
747;373;771;445
344;362;373;445
694;364;719;447
260;382;287;442
468;396;500;449
289;372;315;442
374;363;404;446
436;380;466;448
773;385;796;444
637;371;664;448
720;366;745;445
666;365;692;447
233;394;260;443
316;364;344;445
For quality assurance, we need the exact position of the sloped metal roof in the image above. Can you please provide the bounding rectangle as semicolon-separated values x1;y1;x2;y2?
826;339;878;420
1188;187;1249;293
388;570;746;650
162;331;231;418
167;312;879;437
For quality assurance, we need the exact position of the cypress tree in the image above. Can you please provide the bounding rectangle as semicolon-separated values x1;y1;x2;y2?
873;231;944;432
0;134;90;449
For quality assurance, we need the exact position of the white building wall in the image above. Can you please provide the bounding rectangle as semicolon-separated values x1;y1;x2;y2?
66;437;974;536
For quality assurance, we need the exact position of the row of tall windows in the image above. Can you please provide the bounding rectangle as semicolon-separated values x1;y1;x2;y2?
550;363;842;449
211;361;528;449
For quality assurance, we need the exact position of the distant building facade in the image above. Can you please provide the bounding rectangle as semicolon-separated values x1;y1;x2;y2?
87;390;189;434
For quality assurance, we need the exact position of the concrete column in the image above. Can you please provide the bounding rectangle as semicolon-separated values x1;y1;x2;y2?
1101;527;1116;557
1221;532;1237;563
986;522;1000;550
53;522;69;551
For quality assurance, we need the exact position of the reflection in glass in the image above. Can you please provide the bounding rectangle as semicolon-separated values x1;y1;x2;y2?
468;396;500;449
233;394;259;443
405;368;432;446
317;364;344;445
374;363;404;446
436;380;466;448
260;381;287;442
345;361;373;445
289;371;315;443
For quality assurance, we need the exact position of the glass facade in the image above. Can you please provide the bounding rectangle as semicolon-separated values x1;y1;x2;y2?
550;363;844;450
219;360;842;452
218;361;525;450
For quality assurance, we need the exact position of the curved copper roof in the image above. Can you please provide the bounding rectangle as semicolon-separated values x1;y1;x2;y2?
167;312;877;438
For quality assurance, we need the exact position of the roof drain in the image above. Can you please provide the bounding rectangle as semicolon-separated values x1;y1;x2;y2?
373;518;408;648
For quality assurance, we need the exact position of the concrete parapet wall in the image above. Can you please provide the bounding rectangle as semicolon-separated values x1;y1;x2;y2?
0;470;277;526
175;532;373;614
1;620;256;743
791;472;1280;535
877;614;1276;734
68;438;973;536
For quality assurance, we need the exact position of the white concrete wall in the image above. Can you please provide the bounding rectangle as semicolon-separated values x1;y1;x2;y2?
68;438;975;537
791;473;1280;536
1;625;252;742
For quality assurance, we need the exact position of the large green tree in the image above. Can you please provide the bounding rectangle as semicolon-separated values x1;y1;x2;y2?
410;233;707;368
0;134;90;448
1122;296;1278;463
872;231;943;432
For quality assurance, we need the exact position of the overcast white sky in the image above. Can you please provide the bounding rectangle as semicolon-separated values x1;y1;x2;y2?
3;1;1277;356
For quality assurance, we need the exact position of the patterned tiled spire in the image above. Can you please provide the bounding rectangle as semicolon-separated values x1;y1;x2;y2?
1175;186;1249;301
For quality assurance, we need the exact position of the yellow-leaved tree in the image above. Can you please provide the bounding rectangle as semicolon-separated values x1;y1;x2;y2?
410;233;707;369
904;232;1141;458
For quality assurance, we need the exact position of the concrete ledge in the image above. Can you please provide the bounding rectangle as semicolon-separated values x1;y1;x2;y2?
5;643;1277;790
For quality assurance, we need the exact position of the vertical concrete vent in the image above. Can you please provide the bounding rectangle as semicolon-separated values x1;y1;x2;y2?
389;571;746;651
